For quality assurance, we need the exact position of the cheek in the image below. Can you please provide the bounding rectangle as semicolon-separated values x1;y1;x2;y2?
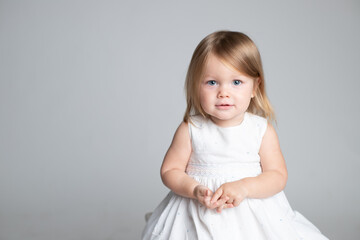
244;85;255;98
199;89;208;101
199;94;208;108
199;91;212;109
235;89;253;104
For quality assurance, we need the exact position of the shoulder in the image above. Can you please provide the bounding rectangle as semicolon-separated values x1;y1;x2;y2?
174;121;190;138
246;112;267;126
165;121;192;159
259;120;280;153
246;112;268;137
187;115;207;137
161;121;193;174
171;121;192;146
188;115;206;128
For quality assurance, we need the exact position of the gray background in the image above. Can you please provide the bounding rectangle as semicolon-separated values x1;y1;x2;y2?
1;0;359;239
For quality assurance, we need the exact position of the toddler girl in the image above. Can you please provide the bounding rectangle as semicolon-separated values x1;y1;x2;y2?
142;31;328;240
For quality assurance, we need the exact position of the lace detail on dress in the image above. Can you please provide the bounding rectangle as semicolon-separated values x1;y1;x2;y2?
186;162;262;179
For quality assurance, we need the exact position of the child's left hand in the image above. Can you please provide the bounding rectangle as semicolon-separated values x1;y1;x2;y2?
210;181;249;213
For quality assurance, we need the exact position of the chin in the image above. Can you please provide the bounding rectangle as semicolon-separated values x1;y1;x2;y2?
213;115;233;121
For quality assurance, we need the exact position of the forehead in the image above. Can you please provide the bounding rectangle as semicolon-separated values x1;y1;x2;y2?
203;54;246;78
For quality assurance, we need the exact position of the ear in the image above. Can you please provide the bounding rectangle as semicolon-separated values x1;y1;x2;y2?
251;78;260;98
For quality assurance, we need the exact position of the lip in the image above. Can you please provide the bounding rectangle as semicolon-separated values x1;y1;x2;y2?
215;104;234;110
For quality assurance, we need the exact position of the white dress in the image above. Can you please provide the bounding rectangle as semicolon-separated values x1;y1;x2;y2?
142;112;328;240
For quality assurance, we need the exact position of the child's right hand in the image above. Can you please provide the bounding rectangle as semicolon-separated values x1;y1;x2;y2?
193;185;229;209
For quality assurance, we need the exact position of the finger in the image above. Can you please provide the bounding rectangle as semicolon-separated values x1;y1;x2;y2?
193;185;202;198
210;188;223;204
222;203;234;210
210;195;228;209
227;197;234;203
198;186;206;196
216;205;223;213
205;189;214;207
233;198;243;207
225;203;234;208
208;196;226;209
204;191;213;208
206;189;213;197
216;203;227;213
217;203;234;213
215;196;229;208
215;196;230;212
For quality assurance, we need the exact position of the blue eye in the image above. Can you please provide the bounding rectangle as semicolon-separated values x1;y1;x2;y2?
233;80;242;85
207;80;217;86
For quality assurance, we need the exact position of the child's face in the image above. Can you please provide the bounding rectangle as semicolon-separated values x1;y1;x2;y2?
199;54;256;127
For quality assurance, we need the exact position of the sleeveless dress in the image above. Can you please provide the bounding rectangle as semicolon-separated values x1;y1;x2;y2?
142;112;328;240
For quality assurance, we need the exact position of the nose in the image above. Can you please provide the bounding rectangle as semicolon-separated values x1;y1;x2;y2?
217;85;229;98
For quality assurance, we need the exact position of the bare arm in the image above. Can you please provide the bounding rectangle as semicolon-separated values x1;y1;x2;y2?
160;122;200;199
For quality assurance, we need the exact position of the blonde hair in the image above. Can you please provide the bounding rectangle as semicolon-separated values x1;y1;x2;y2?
183;30;275;123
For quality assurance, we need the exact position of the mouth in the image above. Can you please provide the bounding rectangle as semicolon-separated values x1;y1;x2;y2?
215;104;234;109
216;103;233;106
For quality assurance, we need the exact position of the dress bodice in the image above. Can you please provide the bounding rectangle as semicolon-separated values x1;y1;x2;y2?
188;112;268;165
186;112;268;179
